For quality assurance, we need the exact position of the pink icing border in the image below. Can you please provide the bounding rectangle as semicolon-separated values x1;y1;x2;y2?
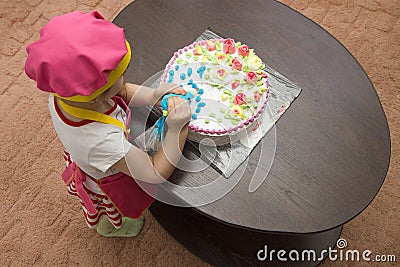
161;38;269;135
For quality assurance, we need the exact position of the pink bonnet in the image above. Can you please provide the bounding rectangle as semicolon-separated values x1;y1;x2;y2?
24;11;131;102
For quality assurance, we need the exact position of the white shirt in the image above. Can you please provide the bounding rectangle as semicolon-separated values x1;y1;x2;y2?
48;94;132;182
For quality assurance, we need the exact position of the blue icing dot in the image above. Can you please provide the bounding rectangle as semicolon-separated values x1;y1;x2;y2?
198;102;206;108
187;67;192;77
192;83;197;89
180;73;186;80
169;70;174;76
167;77;173;83
197;88;204;95
196;107;201;113
186;92;194;99
196;66;206;78
187;79;193;85
175;65;179;71
191;114;197;120
195;96;201;102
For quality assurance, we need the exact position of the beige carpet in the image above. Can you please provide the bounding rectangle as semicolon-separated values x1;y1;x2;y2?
0;0;398;266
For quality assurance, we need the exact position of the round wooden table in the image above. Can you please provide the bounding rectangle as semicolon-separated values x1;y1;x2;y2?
114;0;391;266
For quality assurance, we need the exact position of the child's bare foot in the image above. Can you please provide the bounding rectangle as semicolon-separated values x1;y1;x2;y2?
96;216;145;237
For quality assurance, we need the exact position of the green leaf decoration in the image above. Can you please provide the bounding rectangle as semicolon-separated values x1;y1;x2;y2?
223;89;234;95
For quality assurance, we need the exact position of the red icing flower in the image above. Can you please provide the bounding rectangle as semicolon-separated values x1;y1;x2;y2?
234;93;247;105
238;45;249;57
254;91;261;102
206;41;216;51
244;71;258;84
231;80;240;90
231;57;243;71
223;38;236;54
260;70;268;78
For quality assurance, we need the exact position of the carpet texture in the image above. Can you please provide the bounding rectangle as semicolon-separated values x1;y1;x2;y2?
0;0;398;266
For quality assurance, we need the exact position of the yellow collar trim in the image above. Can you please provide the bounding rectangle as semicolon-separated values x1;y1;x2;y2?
57;98;127;133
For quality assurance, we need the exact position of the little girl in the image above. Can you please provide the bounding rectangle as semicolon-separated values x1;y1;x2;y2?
24;11;191;237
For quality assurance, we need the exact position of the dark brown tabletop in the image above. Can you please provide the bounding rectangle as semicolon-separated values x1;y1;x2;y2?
114;0;390;234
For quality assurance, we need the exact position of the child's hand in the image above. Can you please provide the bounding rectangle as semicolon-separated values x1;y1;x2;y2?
154;83;187;107
165;96;191;131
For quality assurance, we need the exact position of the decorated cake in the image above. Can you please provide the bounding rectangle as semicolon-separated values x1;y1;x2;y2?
161;38;269;144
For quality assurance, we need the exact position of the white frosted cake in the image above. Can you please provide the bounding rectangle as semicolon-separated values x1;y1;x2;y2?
161;38;269;145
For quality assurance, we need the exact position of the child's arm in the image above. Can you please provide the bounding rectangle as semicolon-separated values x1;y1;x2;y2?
120;83;186;107
112;96;191;184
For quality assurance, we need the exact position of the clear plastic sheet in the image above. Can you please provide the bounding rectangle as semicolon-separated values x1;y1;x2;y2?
133;29;301;178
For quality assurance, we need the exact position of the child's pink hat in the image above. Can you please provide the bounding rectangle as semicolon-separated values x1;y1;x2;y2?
25;11;131;102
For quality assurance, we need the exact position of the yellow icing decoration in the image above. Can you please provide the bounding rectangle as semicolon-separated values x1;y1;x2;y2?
221;93;229;101
232;105;244;118
246;54;262;71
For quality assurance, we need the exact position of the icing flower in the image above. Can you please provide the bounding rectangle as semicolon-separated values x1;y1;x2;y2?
254;91;261;102
234;93;247;105
231;57;243;71
193;46;202;55
244;71;258;84
246;54;263;71
216;68;228;80
206;40;216;51
217;54;228;64
238;45;250;57
232;105;244;118
260;70;268;78
223;38;236;54
231;80;240;90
